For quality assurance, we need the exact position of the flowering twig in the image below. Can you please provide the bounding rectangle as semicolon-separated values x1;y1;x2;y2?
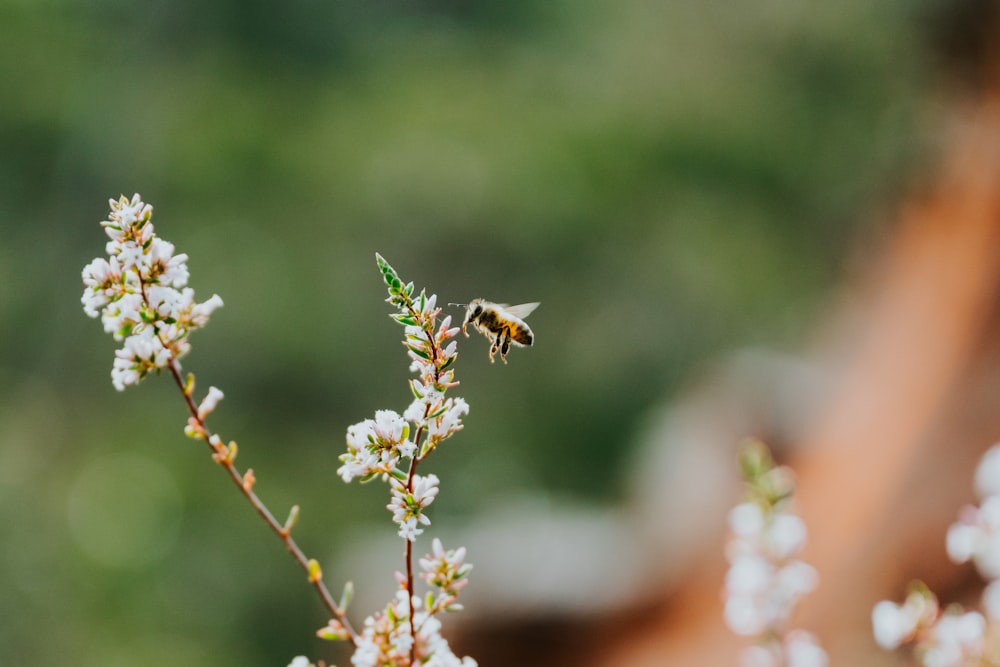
333;254;475;667
724;439;828;667
873;441;1000;666
170;363;358;642
81;194;357;646
83;196;476;667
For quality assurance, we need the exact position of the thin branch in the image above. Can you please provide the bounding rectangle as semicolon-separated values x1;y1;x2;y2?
167;361;359;646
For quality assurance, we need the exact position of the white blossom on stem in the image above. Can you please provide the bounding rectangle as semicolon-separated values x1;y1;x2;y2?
725;439;826;666
81;194;222;390
329;255;475;666
874;442;1000;665
387;474;439;541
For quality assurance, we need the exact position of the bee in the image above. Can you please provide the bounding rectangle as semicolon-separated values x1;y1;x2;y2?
449;300;539;364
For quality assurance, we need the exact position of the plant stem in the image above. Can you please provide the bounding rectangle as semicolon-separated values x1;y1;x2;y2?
405;488;417;667
167;360;359;646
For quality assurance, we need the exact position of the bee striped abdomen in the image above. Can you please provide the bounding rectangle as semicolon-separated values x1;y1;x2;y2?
510;323;533;346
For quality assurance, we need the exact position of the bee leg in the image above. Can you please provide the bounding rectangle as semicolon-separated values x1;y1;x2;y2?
497;327;511;364
487;335;499;363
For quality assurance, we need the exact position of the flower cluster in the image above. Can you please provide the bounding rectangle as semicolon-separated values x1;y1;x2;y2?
388;474;440;541
81;194;223;390
420;538;471;596
83;198;478;667
338;410;416;484
316;537;475;667
873;441;1000;666
724;439;827;667
325;255;475;667
349;588;475;667
872;584;988;666
337;254;467;541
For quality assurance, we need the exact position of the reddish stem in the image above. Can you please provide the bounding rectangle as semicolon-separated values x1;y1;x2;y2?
167;361;359;646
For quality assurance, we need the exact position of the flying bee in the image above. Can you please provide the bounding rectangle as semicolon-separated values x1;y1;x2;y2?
449;300;539;364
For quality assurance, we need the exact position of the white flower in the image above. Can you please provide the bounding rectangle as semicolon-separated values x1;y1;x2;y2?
417;293;438;317
775;560;818;599
784;630;827;667
396;516;423;541
725;442;824;664
872;600;912;650
767;514;808;560
872;590;937;650
975;444;1000;499
81;256;122;317
417;612;477;667
411;473;440;506
387;474;439;540
725;593;770;637
729;502;765;538
427;397;469;441
373;410;407;444
726;554;773;598
740;644;779;667
197;386;225;420
350;635;381;667
286;657;313;667
339;411;415;483
921;611;985;667
946;497;1000;579
346;420;377;450
83;194;222;390
189;293;224;327
420;538;471;595
984;580;1000;621
110;327;172;391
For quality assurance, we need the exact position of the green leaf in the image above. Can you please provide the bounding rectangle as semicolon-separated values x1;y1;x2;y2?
339;581;354;612
407;345;430;360
394;314;417;326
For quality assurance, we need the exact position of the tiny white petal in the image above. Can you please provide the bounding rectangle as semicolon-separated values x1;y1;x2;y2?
872;600;915;649
946;523;981;564
975;444;1000;499
767;513;807;559
728;502;765;537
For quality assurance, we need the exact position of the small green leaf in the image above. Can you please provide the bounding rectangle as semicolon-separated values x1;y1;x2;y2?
407;345;430;360
394;314;417;326
284;505;300;532
339;581;354;612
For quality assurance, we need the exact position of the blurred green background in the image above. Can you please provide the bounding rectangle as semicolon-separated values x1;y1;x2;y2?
0;0;951;665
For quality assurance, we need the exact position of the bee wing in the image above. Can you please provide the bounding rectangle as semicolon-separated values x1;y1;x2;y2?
504;302;540;319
